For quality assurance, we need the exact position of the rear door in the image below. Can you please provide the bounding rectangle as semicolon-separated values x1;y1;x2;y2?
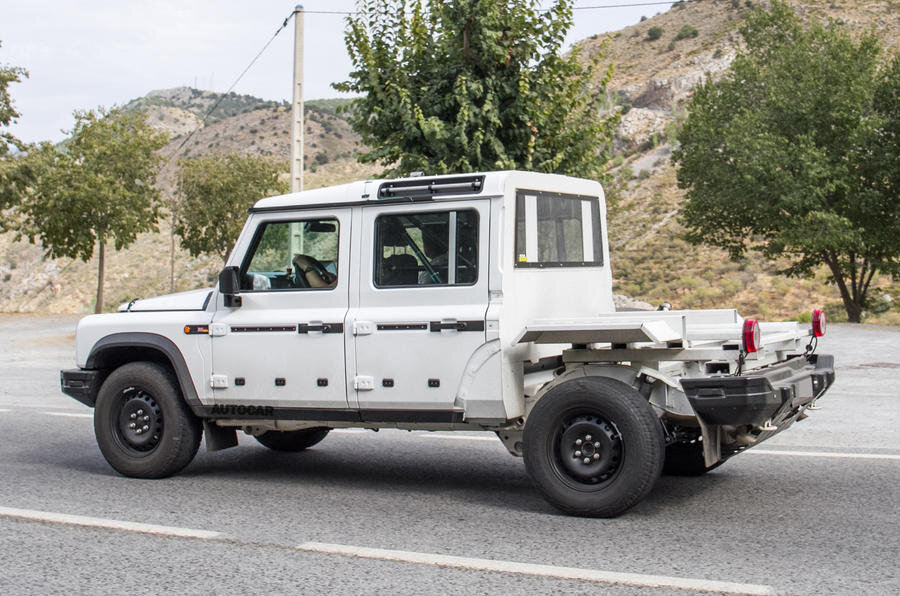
350;201;490;417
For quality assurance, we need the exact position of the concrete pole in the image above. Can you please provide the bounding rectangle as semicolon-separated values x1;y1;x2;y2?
290;4;304;193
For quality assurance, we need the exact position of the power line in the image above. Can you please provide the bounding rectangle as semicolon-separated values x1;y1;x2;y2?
573;1;675;8
300;1;676;16
164;8;297;163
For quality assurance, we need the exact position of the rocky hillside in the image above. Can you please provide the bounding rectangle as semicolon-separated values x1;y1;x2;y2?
1;0;897;321
588;0;900;323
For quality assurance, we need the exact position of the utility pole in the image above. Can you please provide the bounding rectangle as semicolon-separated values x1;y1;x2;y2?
290;4;304;193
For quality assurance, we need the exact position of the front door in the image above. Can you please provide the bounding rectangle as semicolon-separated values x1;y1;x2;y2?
211;209;351;411
351;201;490;417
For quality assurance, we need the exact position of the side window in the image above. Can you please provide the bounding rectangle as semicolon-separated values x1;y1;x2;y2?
374;210;478;287
241;218;340;291
514;190;603;267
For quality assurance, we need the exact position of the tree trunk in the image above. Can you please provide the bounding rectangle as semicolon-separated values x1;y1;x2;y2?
95;242;105;314
825;254;864;323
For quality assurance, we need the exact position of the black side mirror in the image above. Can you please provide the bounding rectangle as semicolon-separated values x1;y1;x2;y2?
218;266;242;307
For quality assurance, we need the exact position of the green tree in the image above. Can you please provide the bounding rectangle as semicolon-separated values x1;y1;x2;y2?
175;153;287;262
334;0;616;178
14;108;169;313
673;2;899;323
1;41;30;211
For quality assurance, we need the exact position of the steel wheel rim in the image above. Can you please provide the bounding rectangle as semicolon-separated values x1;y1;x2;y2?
549;411;623;491
112;385;164;457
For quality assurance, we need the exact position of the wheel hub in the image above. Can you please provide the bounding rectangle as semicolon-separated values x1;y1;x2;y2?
558;415;622;484
116;389;162;452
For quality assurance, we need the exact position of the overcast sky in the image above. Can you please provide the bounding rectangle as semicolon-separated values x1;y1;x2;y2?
2;1;673;144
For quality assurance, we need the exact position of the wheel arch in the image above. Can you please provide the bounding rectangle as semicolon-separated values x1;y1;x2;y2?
86;333;204;417
525;364;642;420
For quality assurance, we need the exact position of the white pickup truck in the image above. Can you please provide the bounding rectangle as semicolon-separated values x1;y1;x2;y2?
61;170;834;517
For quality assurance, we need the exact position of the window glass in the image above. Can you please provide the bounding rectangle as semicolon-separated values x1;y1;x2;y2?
515;191;603;268
242;218;339;291
374;210;478;287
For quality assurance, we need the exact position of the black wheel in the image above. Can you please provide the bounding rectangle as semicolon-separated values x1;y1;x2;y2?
523;376;665;517
94;362;201;478
255;428;330;452
663;442;725;476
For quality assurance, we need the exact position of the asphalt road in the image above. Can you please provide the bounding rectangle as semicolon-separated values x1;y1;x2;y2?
0;314;898;595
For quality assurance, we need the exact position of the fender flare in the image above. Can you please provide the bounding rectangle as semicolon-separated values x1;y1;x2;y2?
86;332;205;417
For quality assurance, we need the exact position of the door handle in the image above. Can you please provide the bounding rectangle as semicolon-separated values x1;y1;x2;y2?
298;322;344;334
429;320;485;332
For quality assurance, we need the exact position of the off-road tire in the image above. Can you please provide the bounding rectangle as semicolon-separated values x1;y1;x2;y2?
94;361;202;478
523;376;665;517
255;428;330;452
663;442;725;476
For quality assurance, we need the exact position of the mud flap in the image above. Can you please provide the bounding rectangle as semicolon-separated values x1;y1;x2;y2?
697;417;722;468
203;420;238;451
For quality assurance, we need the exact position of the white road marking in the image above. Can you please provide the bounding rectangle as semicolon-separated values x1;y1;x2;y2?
295;542;774;595
339;429;900;459
332;429;496;442
748;449;900;461
45;411;93;419
0;506;222;539
421;434;497;442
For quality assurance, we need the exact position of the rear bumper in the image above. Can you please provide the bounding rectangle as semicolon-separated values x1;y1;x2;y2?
60;369;104;407
680;354;834;425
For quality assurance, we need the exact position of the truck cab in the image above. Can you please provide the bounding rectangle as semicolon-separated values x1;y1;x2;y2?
61;171;834;517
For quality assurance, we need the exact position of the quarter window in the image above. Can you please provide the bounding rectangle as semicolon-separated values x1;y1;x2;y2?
514;190;603;267
374;210;478;287
241;219;340;291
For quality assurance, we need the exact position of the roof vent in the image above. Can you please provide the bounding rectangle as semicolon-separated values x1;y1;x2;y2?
377;175;485;201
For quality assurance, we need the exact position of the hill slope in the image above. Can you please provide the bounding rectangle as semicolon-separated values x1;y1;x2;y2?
1;0;897;320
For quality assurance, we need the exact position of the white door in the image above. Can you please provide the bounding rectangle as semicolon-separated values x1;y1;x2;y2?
350;201;490;419
211;209;351;411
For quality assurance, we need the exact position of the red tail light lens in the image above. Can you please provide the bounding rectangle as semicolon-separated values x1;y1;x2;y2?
742;319;760;353
812;309;826;337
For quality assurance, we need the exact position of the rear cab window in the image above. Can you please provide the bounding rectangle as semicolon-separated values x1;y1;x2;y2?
514;190;603;268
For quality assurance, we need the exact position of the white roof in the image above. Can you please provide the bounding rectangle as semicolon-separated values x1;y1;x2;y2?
250;170;600;211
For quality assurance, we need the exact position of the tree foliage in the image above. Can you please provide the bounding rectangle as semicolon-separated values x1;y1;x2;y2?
673;2;899;322
334;0;617;178
0;41;28;157
14;108;169;312
0;41;30;211
175;153;288;262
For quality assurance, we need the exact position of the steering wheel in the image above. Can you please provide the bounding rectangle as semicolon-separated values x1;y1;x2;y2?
293;255;334;287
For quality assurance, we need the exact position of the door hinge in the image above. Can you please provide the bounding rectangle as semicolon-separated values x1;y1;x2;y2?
209;323;228;337
353;321;374;336
354;375;375;391
210;374;229;389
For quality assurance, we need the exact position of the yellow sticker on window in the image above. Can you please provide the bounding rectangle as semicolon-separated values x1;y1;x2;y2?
518;254;528;263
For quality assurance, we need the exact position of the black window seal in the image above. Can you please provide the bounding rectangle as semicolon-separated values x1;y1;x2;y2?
372;208;480;289
240;217;342;293
513;189;604;269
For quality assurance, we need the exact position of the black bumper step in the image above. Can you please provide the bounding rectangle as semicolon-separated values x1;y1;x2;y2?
680;354;834;425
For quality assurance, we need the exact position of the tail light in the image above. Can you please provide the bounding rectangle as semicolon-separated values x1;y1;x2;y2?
812;309;826;337
742;319;760;353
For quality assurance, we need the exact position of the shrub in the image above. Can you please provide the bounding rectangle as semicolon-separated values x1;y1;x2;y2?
668;41;677;52
795;311;812;323
647;26;663;41
675;24;699;40
640;15;647;22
